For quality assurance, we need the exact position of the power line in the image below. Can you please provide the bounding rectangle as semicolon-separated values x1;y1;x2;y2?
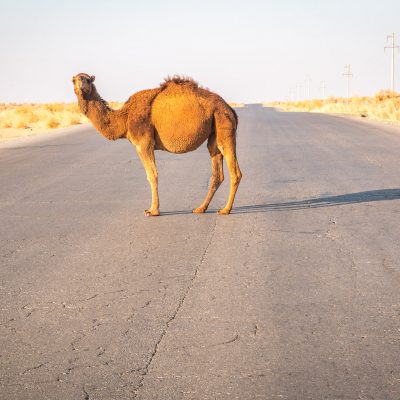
286;34;399;100
343;65;353;99
384;32;399;92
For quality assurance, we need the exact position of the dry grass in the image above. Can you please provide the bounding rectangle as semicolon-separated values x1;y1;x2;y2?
229;102;246;108
0;102;123;130
266;91;400;123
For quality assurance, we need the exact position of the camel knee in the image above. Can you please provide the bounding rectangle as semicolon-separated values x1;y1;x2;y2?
211;171;224;189
211;179;221;191
231;170;242;187
216;173;224;185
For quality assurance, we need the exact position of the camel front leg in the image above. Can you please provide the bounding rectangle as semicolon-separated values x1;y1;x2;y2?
136;145;160;216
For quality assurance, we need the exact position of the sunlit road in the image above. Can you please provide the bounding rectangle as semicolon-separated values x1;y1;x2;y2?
1;106;400;399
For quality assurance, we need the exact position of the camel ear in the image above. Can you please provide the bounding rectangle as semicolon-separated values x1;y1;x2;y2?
90;76;95;82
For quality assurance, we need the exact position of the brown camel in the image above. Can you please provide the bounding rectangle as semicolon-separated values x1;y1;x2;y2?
72;73;242;216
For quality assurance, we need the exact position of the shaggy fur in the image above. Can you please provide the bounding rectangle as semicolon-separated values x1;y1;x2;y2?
72;73;241;215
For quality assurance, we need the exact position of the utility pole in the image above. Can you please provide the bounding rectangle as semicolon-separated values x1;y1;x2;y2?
305;75;312;99
343;65;353;99
384;32;399;92
320;81;327;98
296;83;302;101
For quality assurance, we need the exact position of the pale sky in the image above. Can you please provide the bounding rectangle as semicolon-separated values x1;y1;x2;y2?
1;0;400;103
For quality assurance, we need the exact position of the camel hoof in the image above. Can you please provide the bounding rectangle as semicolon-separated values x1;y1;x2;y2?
217;208;231;215
192;207;206;214
144;209;160;217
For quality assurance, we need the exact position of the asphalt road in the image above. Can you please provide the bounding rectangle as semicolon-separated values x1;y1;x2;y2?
1;106;400;400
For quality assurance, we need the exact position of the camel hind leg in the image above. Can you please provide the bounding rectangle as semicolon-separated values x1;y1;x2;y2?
217;144;241;214
193;133;224;213
135;142;160;216
215;111;242;215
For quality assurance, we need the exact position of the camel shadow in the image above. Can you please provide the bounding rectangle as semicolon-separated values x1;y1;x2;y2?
231;189;400;214
161;189;400;216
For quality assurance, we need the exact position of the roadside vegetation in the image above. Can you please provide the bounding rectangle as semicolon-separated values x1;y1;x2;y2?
0;102;123;130
0;103;83;129
229;102;245;108
266;91;400;123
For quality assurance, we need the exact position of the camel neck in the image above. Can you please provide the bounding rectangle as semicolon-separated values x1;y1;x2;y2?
78;88;127;141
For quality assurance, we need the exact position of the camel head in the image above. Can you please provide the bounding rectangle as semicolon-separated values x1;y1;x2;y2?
72;73;95;97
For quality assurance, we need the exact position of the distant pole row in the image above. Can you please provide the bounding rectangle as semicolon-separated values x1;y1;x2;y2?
287;33;398;101
384;32;399;92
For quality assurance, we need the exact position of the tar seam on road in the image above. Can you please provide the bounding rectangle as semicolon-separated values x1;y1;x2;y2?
132;217;218;398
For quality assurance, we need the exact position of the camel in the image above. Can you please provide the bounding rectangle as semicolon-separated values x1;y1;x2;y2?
72;73;242;216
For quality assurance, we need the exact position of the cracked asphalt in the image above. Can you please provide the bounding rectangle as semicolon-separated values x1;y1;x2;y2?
1;106;400;399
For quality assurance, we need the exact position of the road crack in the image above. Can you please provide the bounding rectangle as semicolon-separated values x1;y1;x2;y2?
21;362;49;375
205;333;239;348
132;217;218;398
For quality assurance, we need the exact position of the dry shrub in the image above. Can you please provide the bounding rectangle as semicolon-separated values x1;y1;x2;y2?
46;118;60;129
0;102;92;129
109;102;123;110
374;90;399;102
69;117;81;126
43;103;65;112
266;91;400;123
15;105;32;115
16;120;28;129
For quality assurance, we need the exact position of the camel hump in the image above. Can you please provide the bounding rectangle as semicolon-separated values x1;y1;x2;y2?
159;75;200;90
